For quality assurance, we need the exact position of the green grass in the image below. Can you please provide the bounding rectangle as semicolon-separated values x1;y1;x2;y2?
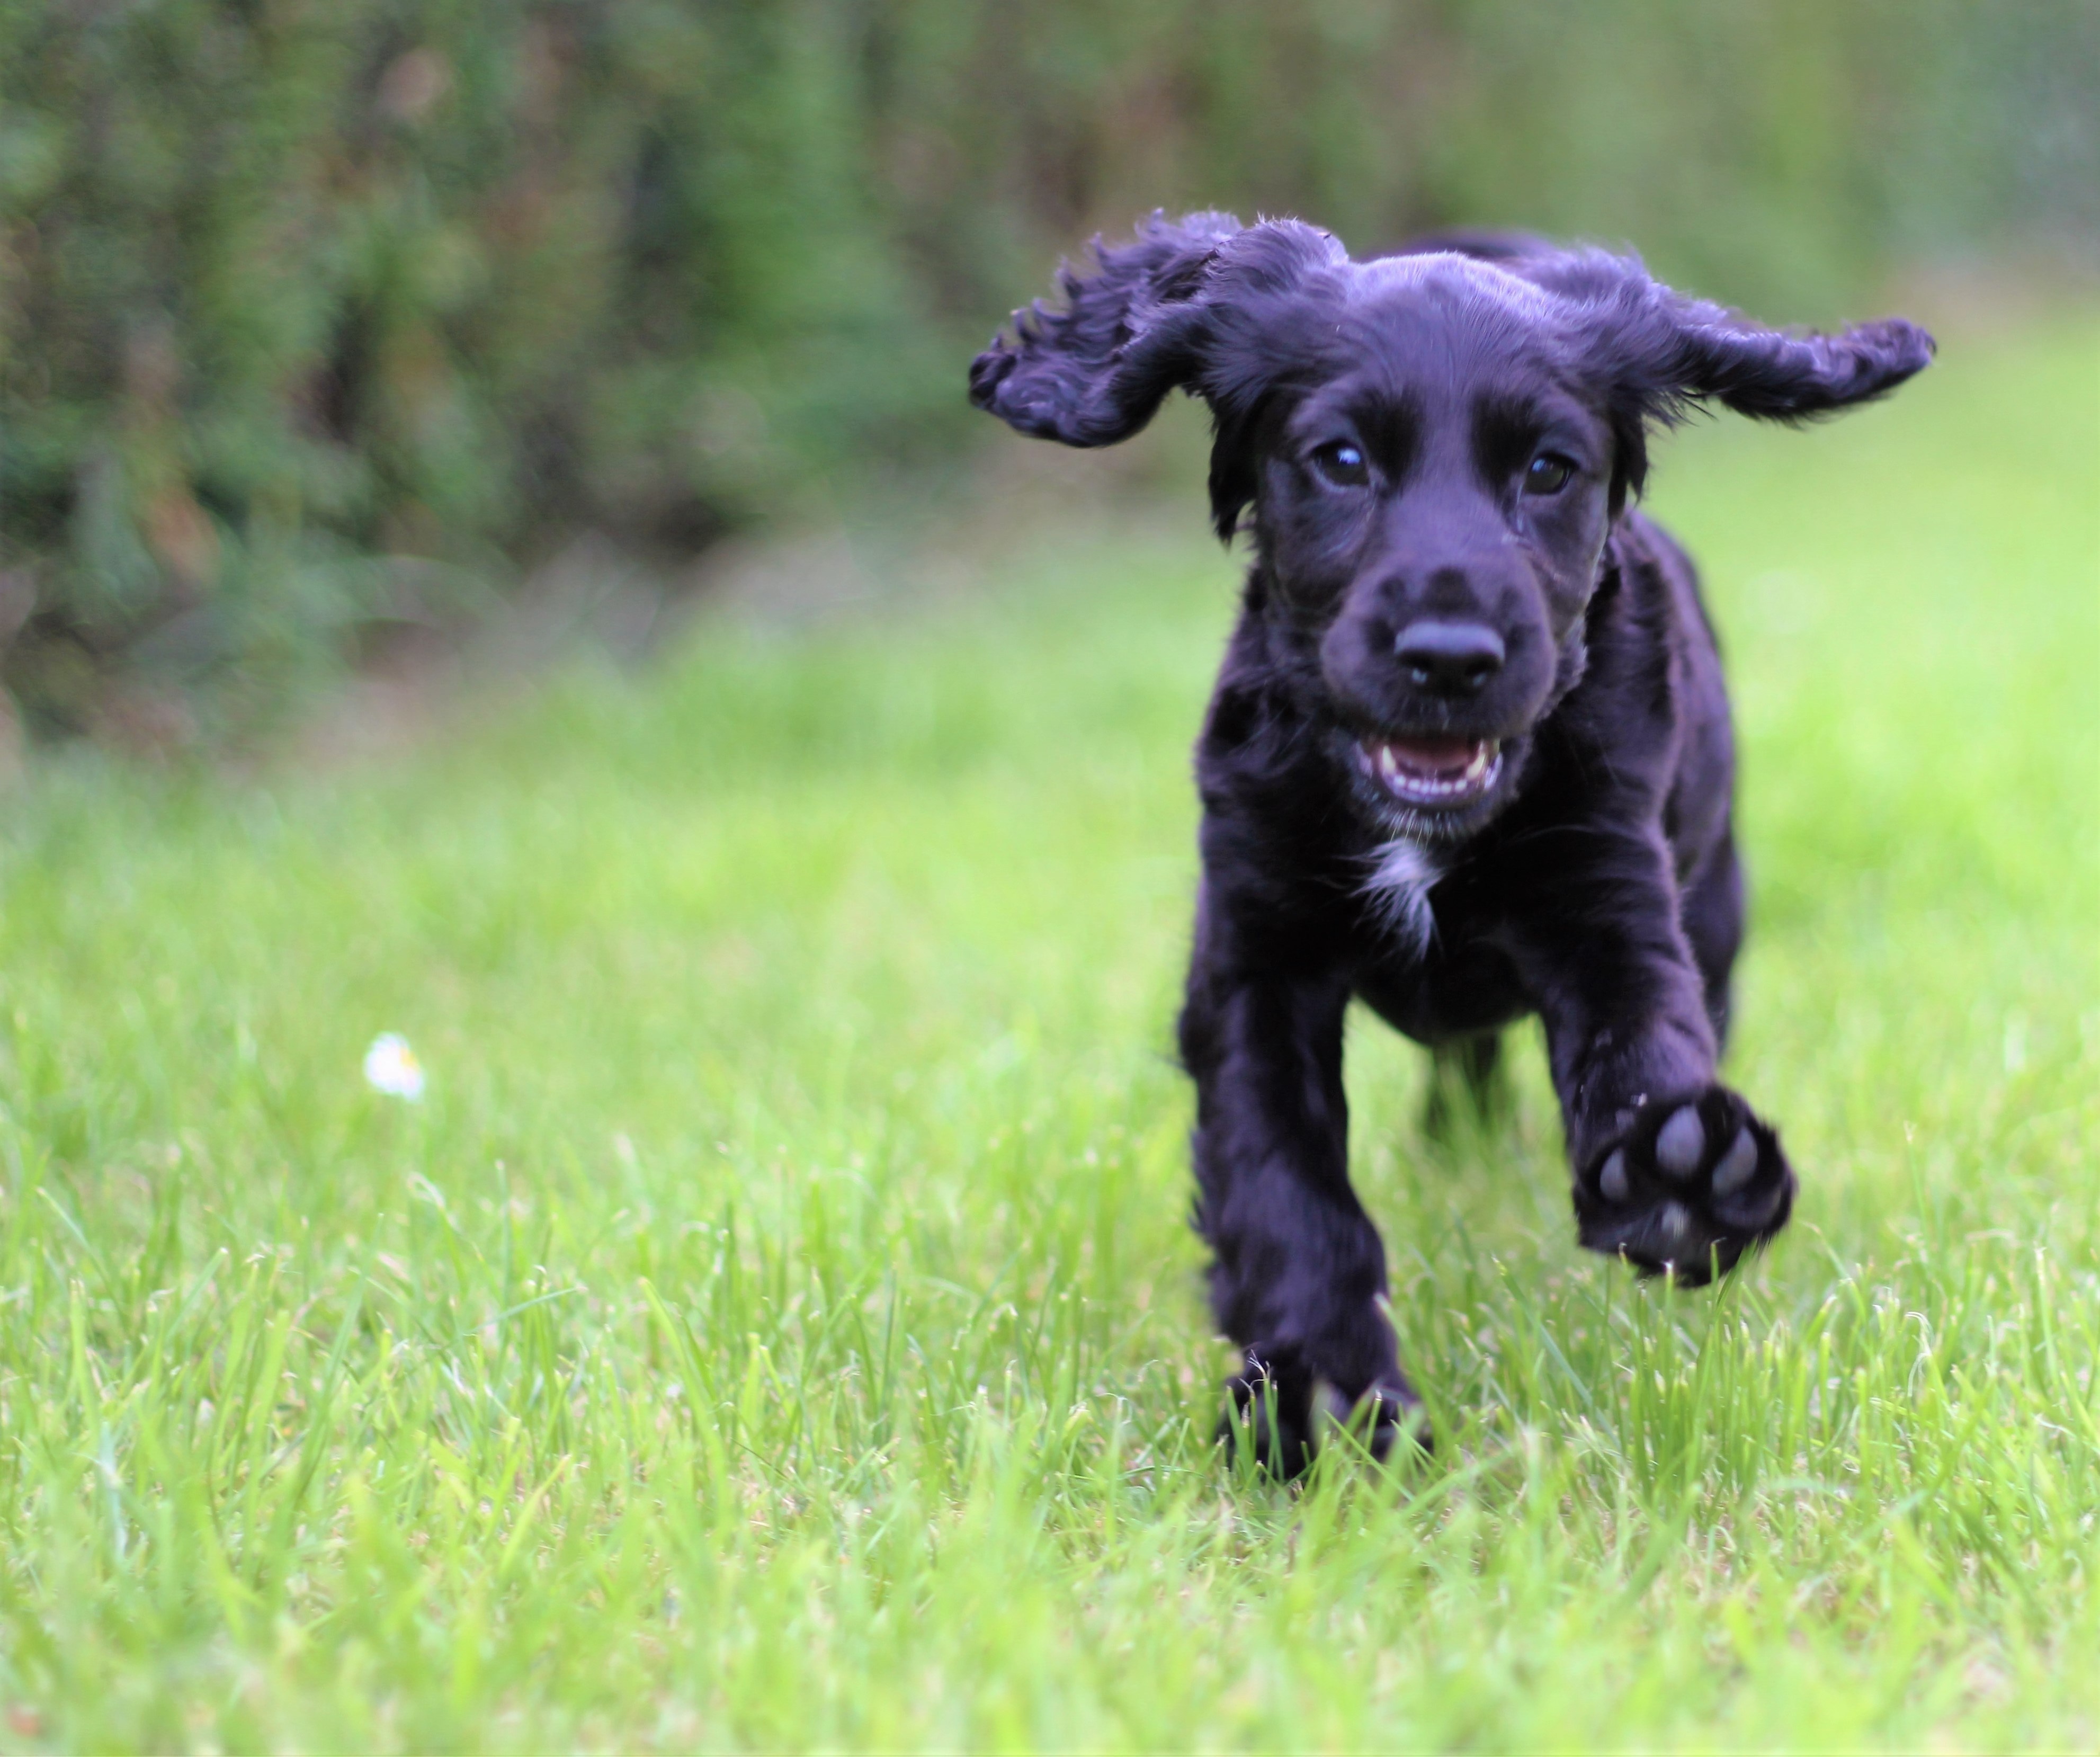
0;314;2094;1752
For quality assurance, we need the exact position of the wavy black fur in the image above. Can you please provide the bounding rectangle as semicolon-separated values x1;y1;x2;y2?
970;213;1932;1473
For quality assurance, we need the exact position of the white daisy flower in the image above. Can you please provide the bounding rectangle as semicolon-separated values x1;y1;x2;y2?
363;1032;426;1101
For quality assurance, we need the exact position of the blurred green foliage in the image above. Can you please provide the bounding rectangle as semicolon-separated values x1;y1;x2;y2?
0;0;2093;742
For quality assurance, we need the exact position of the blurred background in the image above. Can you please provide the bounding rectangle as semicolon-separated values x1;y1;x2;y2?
1;0;2094;752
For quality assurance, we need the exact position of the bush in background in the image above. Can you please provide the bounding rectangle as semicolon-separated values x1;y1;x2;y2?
0;0;2092;745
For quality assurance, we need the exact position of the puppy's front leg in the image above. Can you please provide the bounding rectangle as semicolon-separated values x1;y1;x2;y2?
1513;828;1796;1283
1179;893;1417;1471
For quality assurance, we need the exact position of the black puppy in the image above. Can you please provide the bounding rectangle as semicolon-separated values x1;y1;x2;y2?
969;213;1931;1470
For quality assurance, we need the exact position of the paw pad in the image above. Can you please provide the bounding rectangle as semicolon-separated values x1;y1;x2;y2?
1599;1149;1630;1202
1655;1105;1705;1176
1712;1125;1759;1194
1575;1087;1794;1284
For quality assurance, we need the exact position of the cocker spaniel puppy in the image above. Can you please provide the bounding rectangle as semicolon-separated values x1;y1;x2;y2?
971;215;1931;1470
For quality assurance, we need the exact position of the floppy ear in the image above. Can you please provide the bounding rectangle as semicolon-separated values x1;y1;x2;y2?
1633;295;1933;506
1527;253;1936;509
1655;304;1936;422
968;211;1244;447
970;211;1347;454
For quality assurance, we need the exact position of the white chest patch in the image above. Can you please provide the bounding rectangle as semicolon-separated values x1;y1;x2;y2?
1362;838;1444;955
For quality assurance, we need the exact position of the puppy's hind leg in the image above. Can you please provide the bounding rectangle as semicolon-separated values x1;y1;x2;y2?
1422;1032;1509;1144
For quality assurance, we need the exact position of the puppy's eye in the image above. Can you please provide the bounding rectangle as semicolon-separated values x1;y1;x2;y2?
1310;441;1370;488
1524;454;1576;496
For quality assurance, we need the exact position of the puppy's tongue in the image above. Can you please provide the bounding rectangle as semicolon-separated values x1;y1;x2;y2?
1360;735;1502;807
1383;736;1479;774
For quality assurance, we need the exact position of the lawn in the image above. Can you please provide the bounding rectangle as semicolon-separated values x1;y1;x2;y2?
0;313;2093;1752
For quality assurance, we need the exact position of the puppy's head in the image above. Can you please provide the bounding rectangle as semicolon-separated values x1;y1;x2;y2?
972;212;1933;841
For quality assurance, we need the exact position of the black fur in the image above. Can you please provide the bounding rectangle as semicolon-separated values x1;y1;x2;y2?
971;212;1932;1472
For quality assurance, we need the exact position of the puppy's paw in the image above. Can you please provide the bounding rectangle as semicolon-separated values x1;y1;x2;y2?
1574;1086;1794;1285
1217;1369;1315;1477
1217;1362;1427;1477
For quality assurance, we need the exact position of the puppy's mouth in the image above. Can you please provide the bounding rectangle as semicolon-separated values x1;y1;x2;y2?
1356;735;1503;809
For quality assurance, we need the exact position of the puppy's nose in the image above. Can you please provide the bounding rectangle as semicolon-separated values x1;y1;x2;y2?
1395;621;1505;694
